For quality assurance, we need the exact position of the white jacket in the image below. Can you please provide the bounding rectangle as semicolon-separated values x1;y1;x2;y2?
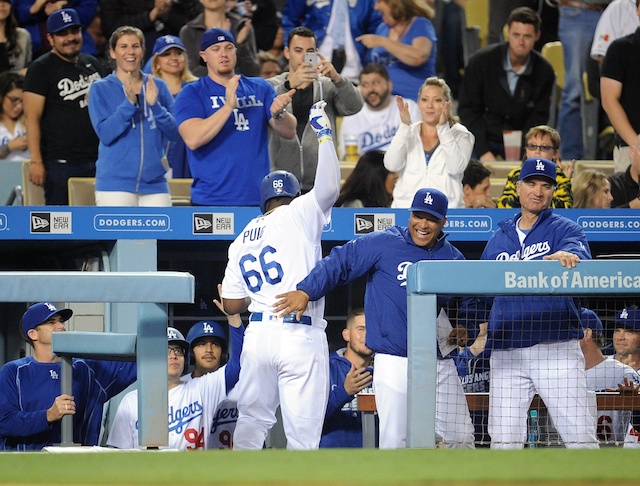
384;121;474;208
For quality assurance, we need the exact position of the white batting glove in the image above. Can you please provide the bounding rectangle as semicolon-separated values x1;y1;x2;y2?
309;100;332;142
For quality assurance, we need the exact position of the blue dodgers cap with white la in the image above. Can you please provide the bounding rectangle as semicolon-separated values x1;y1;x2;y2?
518;157;557;184
200;28;236;51
186;320;227;348
21;302;73;340
408;188;448;220
152;35;186;56
47;8;82;34
615;308;640;332
580;308;603;334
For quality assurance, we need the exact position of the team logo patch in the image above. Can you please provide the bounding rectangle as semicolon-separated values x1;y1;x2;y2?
30;212;72;234
354;214;395;234
193;213;235;235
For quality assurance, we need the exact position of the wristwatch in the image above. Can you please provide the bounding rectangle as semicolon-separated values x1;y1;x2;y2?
273;109;287;121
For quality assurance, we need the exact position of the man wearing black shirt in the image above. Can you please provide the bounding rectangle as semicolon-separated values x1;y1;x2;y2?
609;133;640;209
23;8;107;205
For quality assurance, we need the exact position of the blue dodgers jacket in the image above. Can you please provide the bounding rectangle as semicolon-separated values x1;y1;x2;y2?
88;73;179;194
298;225;465;357
481;209;591;350
320;349;372;448
0;358;136;450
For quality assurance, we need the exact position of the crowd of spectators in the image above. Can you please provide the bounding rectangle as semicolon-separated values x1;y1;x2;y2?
0;0;637;209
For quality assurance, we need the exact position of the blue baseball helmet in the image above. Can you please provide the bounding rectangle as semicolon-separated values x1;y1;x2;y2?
186;320;227;349
260;170;301;213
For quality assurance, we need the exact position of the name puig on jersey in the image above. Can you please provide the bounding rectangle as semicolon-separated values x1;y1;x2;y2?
168;401;203;434
242;225;264;243
58;72;101;107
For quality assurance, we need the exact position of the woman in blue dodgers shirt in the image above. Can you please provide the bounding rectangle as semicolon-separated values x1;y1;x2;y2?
88;26;178;206
0;303;136;450
274;187;474;449
480;157;598;449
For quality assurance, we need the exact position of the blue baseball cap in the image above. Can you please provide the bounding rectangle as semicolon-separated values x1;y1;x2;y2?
580;308;603;334
21;302;73;340
408;188;448;220
615;308;640;332
186;320;227;349
152;35;186;56
47;8;82;34
200;28;236;51
519;158;557;184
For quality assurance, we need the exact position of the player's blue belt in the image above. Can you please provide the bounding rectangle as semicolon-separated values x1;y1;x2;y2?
249;312;312;325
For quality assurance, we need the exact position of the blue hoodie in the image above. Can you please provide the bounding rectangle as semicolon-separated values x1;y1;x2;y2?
481;209;591;350
297;226;465;357
88;73;179;194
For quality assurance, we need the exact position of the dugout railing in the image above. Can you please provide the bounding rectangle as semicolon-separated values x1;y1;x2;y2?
0;271;194;448
406;259;640;449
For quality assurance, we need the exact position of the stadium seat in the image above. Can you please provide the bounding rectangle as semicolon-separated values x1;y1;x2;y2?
67;177;96;206
168;178;193;206
541;41;564;128
21;159;45;205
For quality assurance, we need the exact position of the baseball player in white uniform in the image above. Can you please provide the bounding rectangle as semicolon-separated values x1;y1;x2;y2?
579;308;640;446
221;101;340;450
107;324;244;450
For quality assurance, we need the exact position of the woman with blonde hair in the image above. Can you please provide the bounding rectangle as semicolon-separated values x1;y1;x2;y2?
384;76;473;208
572;169;613;208
357;0;436;100
149;35;197;178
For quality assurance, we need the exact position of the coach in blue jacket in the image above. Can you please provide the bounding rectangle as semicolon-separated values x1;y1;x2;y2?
480;157;599;449
275;187;474;449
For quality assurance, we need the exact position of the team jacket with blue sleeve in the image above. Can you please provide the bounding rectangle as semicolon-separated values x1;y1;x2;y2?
88;73;178;194
481;209;592;350
320;349;373;448
0;358;136;450
297;226;465;357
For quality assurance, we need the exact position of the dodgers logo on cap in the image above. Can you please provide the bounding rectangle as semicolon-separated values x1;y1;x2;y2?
616;308;640;332
47;8;82;34
408;188;448;220
518;158;557;183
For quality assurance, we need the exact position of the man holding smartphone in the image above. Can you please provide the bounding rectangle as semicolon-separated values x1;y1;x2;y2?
266;26;363;193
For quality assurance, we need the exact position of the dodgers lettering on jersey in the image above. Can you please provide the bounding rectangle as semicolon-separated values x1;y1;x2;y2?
58;72;101;108
359;125;399;152
396;261;411;287
209;398;238;449
168;401;204;434
496;241;551;261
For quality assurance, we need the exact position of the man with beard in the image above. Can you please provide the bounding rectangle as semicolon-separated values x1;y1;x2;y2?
320;308;374;448
175;28;296;206
266;26;363;192
23;8;108;205
339;63;419;157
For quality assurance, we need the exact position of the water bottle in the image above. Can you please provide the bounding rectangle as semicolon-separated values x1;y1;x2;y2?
528;410;539;448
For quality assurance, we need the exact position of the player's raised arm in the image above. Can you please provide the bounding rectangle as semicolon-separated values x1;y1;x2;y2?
308;101;341;213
